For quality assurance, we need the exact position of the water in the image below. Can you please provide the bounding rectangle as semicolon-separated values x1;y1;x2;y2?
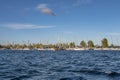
0;50;120;80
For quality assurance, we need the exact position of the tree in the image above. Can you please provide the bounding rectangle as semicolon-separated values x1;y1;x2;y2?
0;45;2;48
80;40;86;48
69;42;75;48
110;44;114;48
102;38;108;48
28;44;34;49
6;44;13;49
87;40;94;48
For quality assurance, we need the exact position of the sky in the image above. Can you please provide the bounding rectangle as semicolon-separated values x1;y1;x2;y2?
0;0;120;45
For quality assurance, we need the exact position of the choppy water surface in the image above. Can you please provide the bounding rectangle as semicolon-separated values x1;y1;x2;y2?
0;50;120;80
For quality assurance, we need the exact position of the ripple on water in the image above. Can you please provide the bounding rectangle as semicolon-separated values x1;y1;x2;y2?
10;75;30;80
0;50;120;80
59;76;87;80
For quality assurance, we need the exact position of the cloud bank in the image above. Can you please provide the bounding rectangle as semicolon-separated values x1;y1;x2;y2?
37;4;56;16
2;23;55;29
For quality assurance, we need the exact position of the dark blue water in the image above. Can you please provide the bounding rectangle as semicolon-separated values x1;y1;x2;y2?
0;50;120;80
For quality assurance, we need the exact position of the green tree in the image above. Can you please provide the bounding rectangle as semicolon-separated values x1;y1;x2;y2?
87;40;94;48
24;44;27;48
80;40;86;48
6;44;13;49
110;44;114;48
102;38;108;48
69;42;75;48
0;44;2;48
28;44;34;49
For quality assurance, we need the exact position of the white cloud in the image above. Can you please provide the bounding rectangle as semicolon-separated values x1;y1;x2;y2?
37;4;56;16
106;33;120;36
2;23;55;29
73;0;92;7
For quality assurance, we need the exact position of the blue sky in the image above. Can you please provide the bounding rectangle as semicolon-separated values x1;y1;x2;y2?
0;0;120;45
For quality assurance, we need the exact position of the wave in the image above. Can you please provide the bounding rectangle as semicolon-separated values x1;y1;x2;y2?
59;76;87;80
11;75;30;80
105;71;120;76
68;69;120;76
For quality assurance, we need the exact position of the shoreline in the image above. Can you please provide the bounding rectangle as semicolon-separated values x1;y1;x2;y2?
0;48;120;51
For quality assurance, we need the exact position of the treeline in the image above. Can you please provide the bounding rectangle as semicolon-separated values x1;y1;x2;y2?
0;38;118;49
80;38;111;48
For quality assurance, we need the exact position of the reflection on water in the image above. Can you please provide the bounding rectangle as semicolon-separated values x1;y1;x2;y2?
0;50;120;80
